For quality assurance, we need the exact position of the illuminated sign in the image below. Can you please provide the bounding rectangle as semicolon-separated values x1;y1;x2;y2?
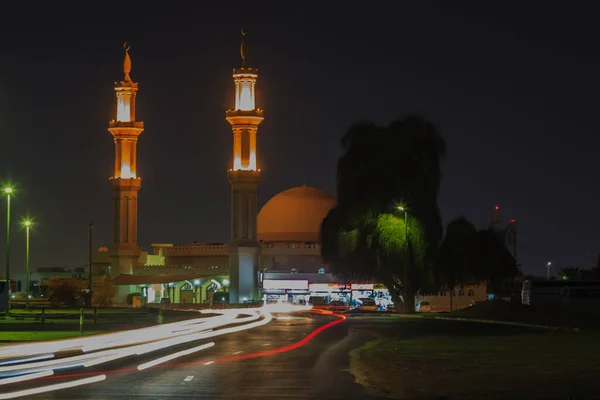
309;283;349;292
262;279;308;290
351;283;374;290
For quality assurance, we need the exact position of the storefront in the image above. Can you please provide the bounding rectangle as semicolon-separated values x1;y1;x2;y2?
262;279;310;304
308;283;351;305
350;283;374;307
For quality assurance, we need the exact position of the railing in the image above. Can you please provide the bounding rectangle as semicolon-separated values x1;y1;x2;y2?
163;244;229;256
4;307;153;324
261;243;321;249
135;264;229;272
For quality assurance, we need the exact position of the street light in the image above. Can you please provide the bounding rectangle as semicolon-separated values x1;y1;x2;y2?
89;223;93;306
23;220;32;310
4;187;12;304
397;206;409;313
546;261;552;280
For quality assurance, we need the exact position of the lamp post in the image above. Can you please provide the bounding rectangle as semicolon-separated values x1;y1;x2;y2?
546;261;552;280
24;220;31;310
397;206;409;313
4;187;12;302
89;223;93;306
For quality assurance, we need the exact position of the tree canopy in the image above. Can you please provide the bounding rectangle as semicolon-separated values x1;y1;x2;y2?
435;218;519;302
320;114;446;312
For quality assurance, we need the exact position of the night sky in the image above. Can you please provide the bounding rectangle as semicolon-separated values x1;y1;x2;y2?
0;1;598;277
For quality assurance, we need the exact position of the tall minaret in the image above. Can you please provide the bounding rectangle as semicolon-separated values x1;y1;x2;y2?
226;30;264;303
108;44;144;275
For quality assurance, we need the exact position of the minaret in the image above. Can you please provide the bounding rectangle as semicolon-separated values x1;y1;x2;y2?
226;30;264;303
108;43;144;275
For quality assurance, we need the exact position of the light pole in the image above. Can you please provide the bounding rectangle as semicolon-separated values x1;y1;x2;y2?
546;261;552;280
397;206;409;313
24;220;31;310
4;187;12;302
89;223;93;306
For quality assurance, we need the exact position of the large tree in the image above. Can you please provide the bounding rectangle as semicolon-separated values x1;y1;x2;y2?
320;114;446;312
476;228;520;298
435;218;520;307
435;217;479;311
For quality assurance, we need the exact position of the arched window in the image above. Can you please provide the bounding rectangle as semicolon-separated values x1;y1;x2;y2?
468;289;475;297
458;289;465;296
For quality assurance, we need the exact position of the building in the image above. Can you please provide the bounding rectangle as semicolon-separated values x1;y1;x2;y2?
91;37;484;312
92;36;345;305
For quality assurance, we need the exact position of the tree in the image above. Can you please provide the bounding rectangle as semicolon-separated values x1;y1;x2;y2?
92;275;116;307
435;219;519;306
321;114;446;313
558;267;581;280
474;228;519;299
435;217;478;311
46;277;86;307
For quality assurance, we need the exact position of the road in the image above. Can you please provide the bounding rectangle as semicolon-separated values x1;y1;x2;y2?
1;312;382;400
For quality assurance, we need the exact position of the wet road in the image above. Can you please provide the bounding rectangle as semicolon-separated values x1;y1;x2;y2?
16;313;379;400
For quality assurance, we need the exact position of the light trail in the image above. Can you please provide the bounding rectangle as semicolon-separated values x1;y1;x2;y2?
0;311;261;378
0;304;313;399
137;342;215;371
0;354;54;367
0;374;106;399
0;371;54;386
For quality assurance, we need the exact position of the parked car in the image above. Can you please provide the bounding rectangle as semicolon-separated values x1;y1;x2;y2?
357;298;377;312
415;301;431;312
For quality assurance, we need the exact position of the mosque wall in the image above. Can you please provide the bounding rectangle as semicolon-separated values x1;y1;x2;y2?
260;254;327;273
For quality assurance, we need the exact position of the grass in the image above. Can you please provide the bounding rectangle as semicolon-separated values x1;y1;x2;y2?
350;328;600;399
439;300;600;329
8;307;147;314
0;331;106;342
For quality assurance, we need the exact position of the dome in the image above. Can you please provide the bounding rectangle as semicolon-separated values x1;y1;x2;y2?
258;185;336;242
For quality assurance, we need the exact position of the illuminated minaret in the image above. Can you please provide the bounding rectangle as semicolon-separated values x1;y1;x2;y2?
226;30;264;303
108;44;144;275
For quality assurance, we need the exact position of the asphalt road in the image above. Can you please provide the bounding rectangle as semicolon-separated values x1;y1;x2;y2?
9;313;382;400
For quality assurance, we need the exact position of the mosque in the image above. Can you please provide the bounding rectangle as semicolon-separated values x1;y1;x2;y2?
90;37;363;307
92;36;487;310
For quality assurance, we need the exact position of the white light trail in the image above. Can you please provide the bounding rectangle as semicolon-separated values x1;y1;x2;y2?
137;342;215;371
0;370;54;386
0;309;273;381
0;354;54;367
0;305;299;397
0;374;106;399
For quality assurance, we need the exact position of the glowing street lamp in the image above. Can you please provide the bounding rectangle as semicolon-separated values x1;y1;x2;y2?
23;220;32;310
397;206;409;313
4;187;12;304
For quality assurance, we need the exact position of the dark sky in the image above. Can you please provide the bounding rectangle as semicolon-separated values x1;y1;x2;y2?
0;1;598;277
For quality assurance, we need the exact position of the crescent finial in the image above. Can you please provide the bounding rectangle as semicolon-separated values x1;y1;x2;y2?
123;42;132;82
240;29;247;67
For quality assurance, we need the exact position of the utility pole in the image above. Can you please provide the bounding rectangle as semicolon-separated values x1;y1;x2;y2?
89;223;93;306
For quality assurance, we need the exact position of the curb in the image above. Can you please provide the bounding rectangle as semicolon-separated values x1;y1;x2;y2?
427;315;580;331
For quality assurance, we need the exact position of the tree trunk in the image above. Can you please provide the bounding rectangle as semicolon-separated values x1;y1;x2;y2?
401;240;417;314
375;250;404;313
404;282;416;314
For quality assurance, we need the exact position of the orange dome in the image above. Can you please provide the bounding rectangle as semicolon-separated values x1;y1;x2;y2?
258;185;336;242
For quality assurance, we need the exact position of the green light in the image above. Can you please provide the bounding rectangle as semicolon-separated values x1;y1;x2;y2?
24;221;31;227
4;187;12;194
